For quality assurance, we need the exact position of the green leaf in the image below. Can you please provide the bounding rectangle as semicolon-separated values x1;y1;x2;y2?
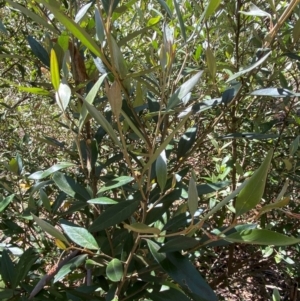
0;194;14;212
50;48;60;91
60;223;99;250
0;289;14;299
27;35;50;68
121;109;148;144
106;259;123;282
87;197;118;205
167;71;203;110
0;249;15;286
159;236;199;253
17;86;51;96
53;172;91;201
206;47;216;80
12;248;38;290
31;213;69;244
235;149;273;217
225;229;300;246
156;0;173;18
226;51;271;83
197;181;230;195
40;189;52;212
290;135;299;156
83;100;122;148
123;223;161;235
188;175;198;217
79;73;107;131
29;162;75;180
109;36;130;91
6;0;58;34
177;126;197;160
156;150;167;191
272;288;281;301
173;0;186;42
98;176;134;193
89;200;139;232
258;197;289;216
205;0;221;19
147;16;161;26
147;240;217;301
95;8;105;43
36;0;104;60
54;254;87;283
293;18;300;42
101;0;121;14
143;113;191;174
5;154;22;175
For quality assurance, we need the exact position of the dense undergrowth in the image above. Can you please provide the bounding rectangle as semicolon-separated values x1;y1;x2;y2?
1;0;300;300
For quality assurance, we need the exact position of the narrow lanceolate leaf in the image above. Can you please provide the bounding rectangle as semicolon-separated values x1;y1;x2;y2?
177;126;197;160
35;0;104;60
235;149;273;217
53;172;91;201
56;78;71;111
239;3;271;18
31;213;69;244
159;236;199;253
258;196;289;217
226;51;271;83
7;0;58;34
29;162;75;180
173;0;186;42
1;249;15;286
225;229;300;246
12;248;38;290
250;88;294;97
17;86;50;96
87;197;118;205
123;223;161;235
156;150;167;191
74;2;93;23
188;175;198;217
106;81;122;117
50;49;60;91
167;71;203;110
89;200;139;232
142;113;191;174
83;100;122;148
205;0;221;19
27;36;50;67
79;73;107;131
106;259;123;282
98;176;134;193
54;254;87;283
293;18;300;42
206;47;216;80
40;189;52;212
147;240;217;301
95;8;105;43
55;239;67;250
60;223;99;250
0;194;14;212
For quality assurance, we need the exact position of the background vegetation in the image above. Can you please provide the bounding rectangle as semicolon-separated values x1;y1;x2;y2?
1;0;300;300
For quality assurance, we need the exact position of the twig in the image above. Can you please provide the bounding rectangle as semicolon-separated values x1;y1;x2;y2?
29;250;80;299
